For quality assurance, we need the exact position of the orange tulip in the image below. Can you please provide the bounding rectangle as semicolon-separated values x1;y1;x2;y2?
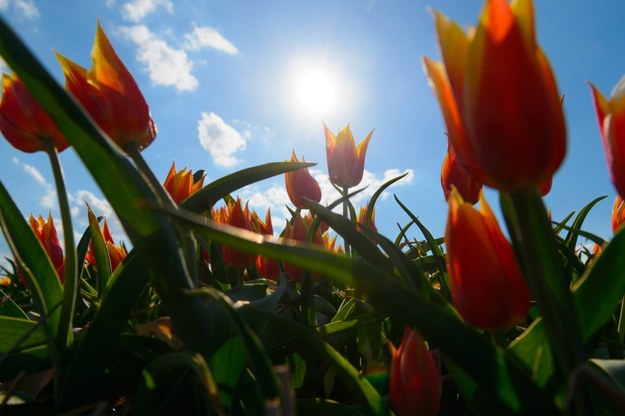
612;194;625;234
356;202;378;242
425;0;566;191
590;76;625;199
251;209;281;280
213;198;257;269
285;151;322;209
440;144;481;205
283;214;323;282
324;123;373;188
163;162;205;204
86;219;127;272
56;21;156;151
389;327;441;416
29;214;65;281
445;188;531;331
0;73;69;153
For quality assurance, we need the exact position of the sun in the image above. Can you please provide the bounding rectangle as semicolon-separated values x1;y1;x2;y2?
292;68;337;116
285;57;349;120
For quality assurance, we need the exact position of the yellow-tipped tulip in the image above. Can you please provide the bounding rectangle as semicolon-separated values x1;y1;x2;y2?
56;21;156;151
590;76;625;200
445;188;531;331
324;123;373;188
425;0;566;191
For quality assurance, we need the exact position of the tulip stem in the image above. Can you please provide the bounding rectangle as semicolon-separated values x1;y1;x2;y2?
342;187;351;257
500;190;584;377
618;296;625;342
44;140;77;353
125;143;172;206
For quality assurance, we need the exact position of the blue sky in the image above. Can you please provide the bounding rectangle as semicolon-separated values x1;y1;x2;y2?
1;0;625;267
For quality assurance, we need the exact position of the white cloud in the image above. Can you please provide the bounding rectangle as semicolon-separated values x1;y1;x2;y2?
183;27;238;55
14;0;38;19
21;163;46;186
0;0;39;20
69;190;126;243
121;0;173;22
0;57;8;74
119;25;198;92
197;112;247;167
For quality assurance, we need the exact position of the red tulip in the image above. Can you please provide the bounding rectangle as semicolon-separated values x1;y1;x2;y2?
213;198;257;269
445;188;531;331
251;209;281;280
285;151;322;209
324;123;373;188
163;162;205;204
29;214;65;281
389;327;441;416
590;76;625;199
86;219;127;272
0;73;69;153
425;0;566;191
613;194;625;234
56;21;156;151
283;214;323;282
441;144;481;205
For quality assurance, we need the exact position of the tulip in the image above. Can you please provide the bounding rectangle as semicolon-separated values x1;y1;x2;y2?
29;214;65;281
0;73;69;153
425;0;566;191
285;151;322;209
440;144;481;204
324;123;373;188
56;21;156;151
389;327;441;416
356;202;379;242
590;75;625;199
613;194;625;234
283;213;323;282
445;188;531;331
213;198;257;269
86;219;127;272
163;162;205;204
251;209;281;280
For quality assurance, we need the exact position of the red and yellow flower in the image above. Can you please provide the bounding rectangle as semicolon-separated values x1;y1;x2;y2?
612;194;625;234
445;188;531;331
590;76;625;199
283;213;323;282
163;162;205;204
29;214;65;280
285;151;322;209
0;73;69;153
86;219;127;273
440;144;481;205
424;0;566;191
251;209;281;280
324;123;373;188
213;198;257;269
389;327;441;416
56;21;156;151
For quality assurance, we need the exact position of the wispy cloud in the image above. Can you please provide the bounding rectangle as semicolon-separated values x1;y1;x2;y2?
69;190;126;244
121;0;173;22
0;0;40;20
183;27;238;55
119;25;198;92
197;112;247;167
12;158;57;209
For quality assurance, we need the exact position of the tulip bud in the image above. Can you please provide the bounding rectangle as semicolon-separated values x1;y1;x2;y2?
86;219;127;273
56;21;156;151
445;188;531;331
285;151;322;209
163;162;205;204
590;75;625;200
324;123;373;188
389;327;441;416
251;209;281;280
0;73;69;153
28;214;65;281
441;144;481;205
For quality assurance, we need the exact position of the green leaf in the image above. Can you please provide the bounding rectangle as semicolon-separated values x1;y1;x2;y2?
0;181;63;342
86;206;111;294
182;162;316;213
0;288;28;319
0;316;47;353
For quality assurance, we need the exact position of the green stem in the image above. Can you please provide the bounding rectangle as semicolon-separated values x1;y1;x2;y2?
44;139;76;352
125;142;171;206
618;295;625;343
501;190;584;377
342;186;351;257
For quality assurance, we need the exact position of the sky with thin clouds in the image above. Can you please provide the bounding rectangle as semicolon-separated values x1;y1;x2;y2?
1;0;625;269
